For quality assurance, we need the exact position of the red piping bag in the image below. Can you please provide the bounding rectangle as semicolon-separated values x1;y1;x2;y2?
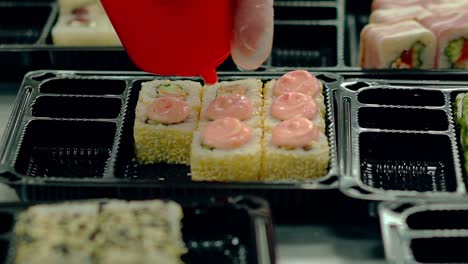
100;0;234;84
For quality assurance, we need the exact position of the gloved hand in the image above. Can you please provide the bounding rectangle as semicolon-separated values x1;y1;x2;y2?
231;0;274;70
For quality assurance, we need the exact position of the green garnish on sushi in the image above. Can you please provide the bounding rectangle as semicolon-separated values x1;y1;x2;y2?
455;93;468;175
411;41;425;68
455;93;468;123
157;84;188;98
445;38;464;65
390;41;425;69
445;38;468;69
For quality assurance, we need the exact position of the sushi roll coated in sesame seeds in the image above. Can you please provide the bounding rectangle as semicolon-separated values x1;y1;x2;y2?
134;80;202;165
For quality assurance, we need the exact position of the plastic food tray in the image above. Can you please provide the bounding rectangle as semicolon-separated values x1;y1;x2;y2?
4;70;468;212
0;195;275;264
337;76;468;201
0;70;367;219
379;201;468;263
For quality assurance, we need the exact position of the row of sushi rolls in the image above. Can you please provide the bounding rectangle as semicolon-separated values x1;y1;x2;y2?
14;200;185;264
134;70;330;182
362;0;468;69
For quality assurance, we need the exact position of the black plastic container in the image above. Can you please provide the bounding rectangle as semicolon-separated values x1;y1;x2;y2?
6;69;468;218
6;70;468;215
265;0;346;69
0;70;357;221
379;201;468;263
337;75;468;201
0;195;276;264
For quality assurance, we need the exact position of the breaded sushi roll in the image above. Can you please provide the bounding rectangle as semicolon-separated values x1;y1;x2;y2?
420;11;468;69
134;79;202;165
263;70;326;132
14;200;186;264
261;117;330;180
369;6;432;24
191;117;261;181
200;78;263;128
14;203;100;264
360;20;436;69
96;200;186;264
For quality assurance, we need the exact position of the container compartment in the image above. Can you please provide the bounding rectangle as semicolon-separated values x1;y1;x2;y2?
379;203;468;264
14;120;116;178
411;237;468;263
39;78;127;95
0;240;8;264
31;96;122;119
358;108;449;131
357;89;446;107
182;205;257;264
0;213;13;234
271;25;337;67
0;6;51;44
274;6;337;20
406;210;468;230
359;132;456;192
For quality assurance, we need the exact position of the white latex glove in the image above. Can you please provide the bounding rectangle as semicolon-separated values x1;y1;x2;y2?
231;0;274;70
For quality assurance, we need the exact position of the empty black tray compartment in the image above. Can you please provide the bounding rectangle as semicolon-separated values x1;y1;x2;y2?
357;89;446;107
31;96;122;119
359;132;457;192
182;203;259;264
0;5;50;44
411;237;468;263
407;209;468;230
358;107;449;131
271;25;337;67
274;5;337;20
39;78;127;95
14;120;116;178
